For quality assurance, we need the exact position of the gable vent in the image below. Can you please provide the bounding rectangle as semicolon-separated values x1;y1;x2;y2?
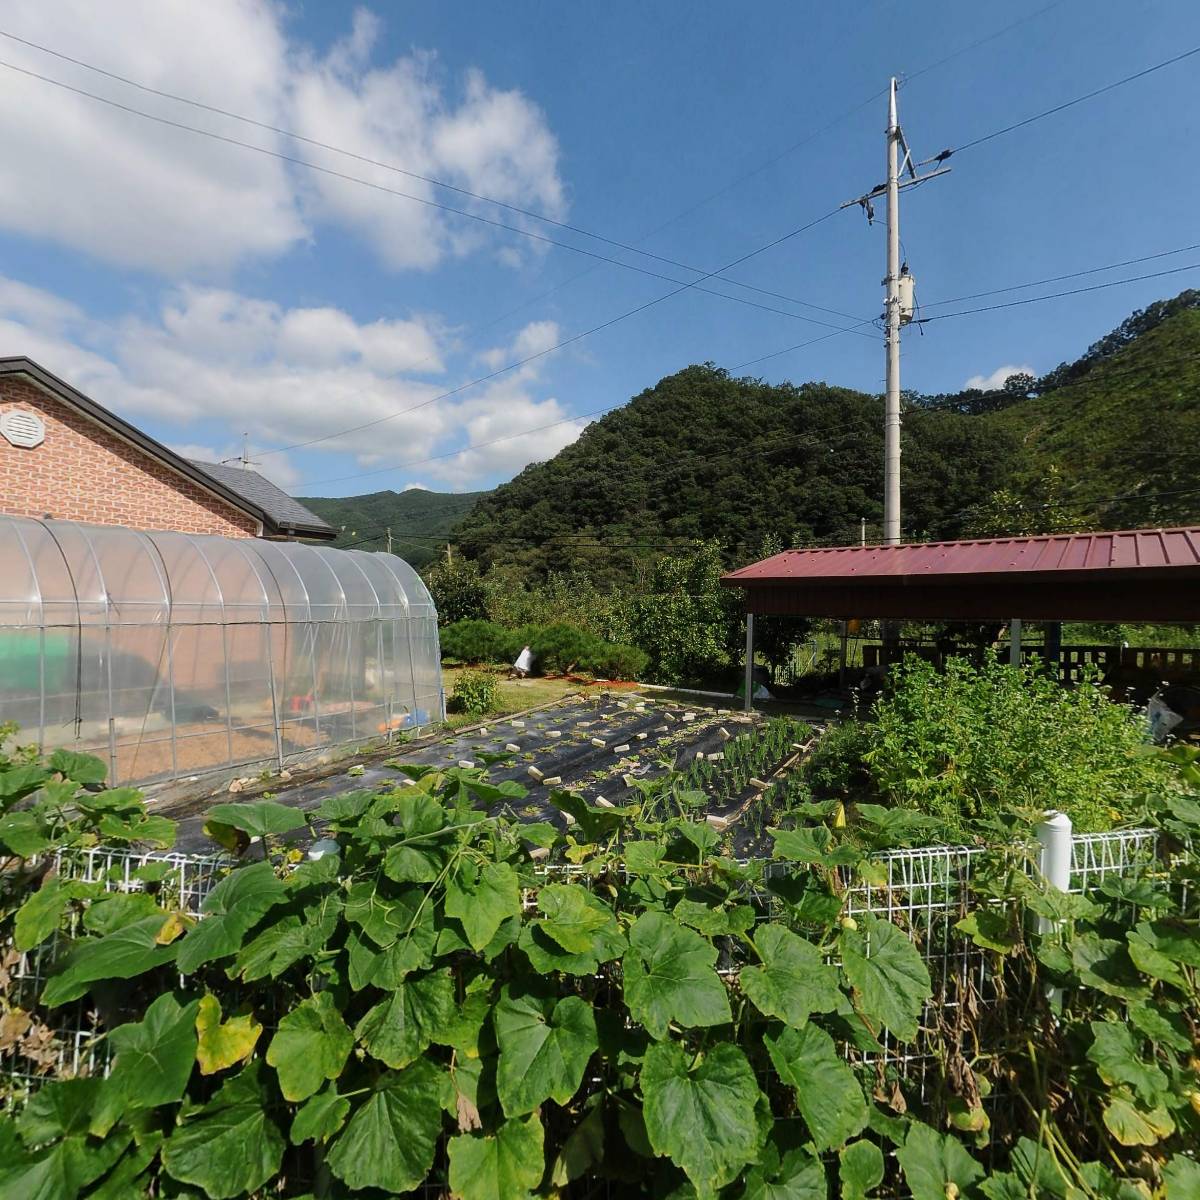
1;410;46;449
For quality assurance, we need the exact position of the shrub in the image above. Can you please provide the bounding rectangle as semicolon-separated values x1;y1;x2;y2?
446;669;498;715
439;620;511;665
528;622;600;674
803;719;874;799
578;641;649;681
864;655;1175;835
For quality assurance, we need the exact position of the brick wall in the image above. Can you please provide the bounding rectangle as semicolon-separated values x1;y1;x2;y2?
0;377;260;537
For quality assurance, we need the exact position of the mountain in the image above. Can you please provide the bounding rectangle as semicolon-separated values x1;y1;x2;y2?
450;291;1200;583
297;487;489;568
979;300;1200;530
450;367;1017;585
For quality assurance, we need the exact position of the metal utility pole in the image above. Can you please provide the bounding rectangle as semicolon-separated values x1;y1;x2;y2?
883;80;902;545
386;526;393;554
843;78;951;546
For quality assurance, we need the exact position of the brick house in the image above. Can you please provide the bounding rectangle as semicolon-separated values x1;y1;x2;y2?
0;357;333;540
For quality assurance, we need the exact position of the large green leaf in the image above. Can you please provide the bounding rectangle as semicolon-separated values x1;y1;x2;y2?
740;925;840;1026
764;1023;868;1152
355;968;455;1068
840;1140;885;1200
1086;1021;1167;1104
48;749;108;784
326;1060;448;1194
91;992;200;1135
203;800;307;840
535;883;614;953
445;861;521;951
641;1040;765;1199
175;861;286;974
494;987;598;1117
235;897;341;981
743;1145;828;1199
8;1079;129;1200
623;912;730;1039
15;877;72;952
267;991;353;1102
41;914;178;1007
770;826;862;867
519;885;625;975
448;1113;545;1200
290;1085;350;1145
345;880;425;948
1102;1097;1175;1146
894;1123;984;1200
0;762;51;801
0;808;53;857
839;916;931;1042
160;1062;285;1200
1164;1156;1200;1198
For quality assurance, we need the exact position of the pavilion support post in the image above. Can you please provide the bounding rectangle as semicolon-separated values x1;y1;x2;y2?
1045;620;1062;678
743;613;755;714
1009;618;1023;667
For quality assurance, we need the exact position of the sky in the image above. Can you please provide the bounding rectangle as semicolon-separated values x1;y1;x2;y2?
0;0;1196;502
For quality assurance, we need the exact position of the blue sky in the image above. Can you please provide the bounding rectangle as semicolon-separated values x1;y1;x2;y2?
0;0;1196;499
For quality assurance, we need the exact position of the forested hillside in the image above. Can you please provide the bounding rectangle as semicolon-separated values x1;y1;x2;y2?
297;487;488;567
449;290;1200;582
451;368;1016;584
978;303;1200;531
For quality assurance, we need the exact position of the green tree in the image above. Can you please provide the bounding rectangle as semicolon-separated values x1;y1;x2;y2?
423;555;489;625
627;541;737;685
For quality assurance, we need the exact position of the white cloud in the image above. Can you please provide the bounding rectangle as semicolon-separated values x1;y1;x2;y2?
964;363;1035;391
0;276;583;491
0;1;566;274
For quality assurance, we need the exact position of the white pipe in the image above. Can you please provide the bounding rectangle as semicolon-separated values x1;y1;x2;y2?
1035;810;1073;935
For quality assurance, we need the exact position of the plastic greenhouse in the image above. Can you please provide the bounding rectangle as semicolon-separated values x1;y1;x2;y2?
0;516;443;787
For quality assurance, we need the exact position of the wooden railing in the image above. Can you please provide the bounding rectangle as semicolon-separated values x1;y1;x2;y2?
860;643;1200;683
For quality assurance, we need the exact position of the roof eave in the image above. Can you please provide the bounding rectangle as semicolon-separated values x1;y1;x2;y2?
0;356;274;530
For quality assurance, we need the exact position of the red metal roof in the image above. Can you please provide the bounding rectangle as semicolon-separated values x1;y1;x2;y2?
723;527;1200;585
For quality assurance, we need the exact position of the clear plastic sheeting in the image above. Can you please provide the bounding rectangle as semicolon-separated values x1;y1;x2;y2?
0;516;443;786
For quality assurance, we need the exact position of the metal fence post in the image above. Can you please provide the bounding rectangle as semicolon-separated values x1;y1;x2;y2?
1035;810;1073;934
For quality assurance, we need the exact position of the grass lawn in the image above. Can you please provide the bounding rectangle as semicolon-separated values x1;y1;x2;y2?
441;666;589;729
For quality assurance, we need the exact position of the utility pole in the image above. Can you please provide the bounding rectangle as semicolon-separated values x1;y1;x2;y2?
843;78;951;546
883;80;902;546
445;543;453;566
386;526;393;555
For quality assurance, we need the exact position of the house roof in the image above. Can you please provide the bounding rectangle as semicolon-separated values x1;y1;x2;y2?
722;528;1200;622
0;356;335;540
724;528;1200;584
189;460;333;539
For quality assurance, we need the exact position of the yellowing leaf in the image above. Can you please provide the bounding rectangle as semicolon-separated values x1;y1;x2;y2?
195;993;262;1075
155;911;192;945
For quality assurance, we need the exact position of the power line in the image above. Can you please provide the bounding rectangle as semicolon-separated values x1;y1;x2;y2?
265;202;846;459
946;43;1200;156
0;26;880;329
919;242;1200;309
917;262;1200;323
0;55;879;344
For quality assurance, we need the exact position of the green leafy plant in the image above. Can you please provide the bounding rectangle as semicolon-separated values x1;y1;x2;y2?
838;655;1177;837
446;670;500;716
1;723;1199;1199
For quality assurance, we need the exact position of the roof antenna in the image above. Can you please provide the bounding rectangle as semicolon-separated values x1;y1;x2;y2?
239;433;259;470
